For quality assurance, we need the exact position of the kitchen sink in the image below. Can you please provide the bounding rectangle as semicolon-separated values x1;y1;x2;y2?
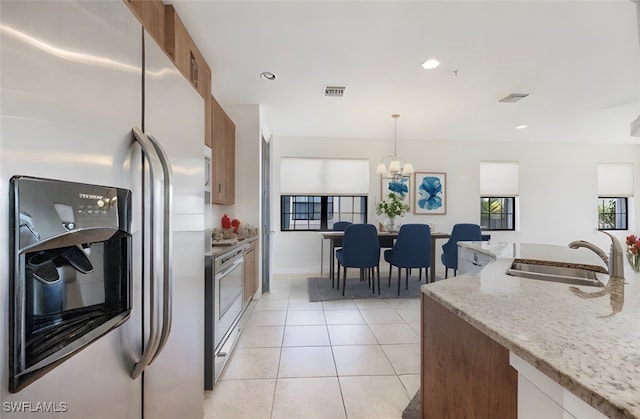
505;259;605;287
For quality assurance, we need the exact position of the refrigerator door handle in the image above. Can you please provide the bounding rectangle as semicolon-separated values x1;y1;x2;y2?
146;133;174;363
131;126;164;379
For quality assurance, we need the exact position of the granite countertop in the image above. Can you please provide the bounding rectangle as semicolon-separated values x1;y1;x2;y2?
210;236;258;258
423;242;640;418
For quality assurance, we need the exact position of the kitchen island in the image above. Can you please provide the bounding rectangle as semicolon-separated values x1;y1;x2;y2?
421;241;640;418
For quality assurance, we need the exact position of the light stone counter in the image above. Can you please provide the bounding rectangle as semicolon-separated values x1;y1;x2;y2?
422;242;640;418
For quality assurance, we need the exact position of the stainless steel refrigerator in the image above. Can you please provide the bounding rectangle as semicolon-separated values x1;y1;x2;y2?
0;1;204;418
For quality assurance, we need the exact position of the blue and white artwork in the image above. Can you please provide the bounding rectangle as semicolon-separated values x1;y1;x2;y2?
414;172;446;214
381;176;411;207
387;178;409;197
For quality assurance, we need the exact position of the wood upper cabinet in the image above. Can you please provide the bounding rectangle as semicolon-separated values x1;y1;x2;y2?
204;95;213;149
200;58;212;100
125;1;212;146
124;0;165;47
211;95;235;204
164;5;211;99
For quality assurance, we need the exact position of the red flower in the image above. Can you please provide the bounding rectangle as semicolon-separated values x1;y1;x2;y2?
221;214;231;229
626;235;637;245
231;219;241;234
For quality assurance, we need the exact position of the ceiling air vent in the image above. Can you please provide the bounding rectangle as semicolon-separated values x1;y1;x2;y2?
499;93;530;103
324;85;346;97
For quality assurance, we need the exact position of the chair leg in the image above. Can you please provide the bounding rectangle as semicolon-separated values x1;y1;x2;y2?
388;264;392;288
397;267;401;296
454;269;457;277
371;267;375;294
342;266;347;296
418;268;422;282
334;261;338;288
405;268;409;290
376;265;381;295
336;262;340;290
445;268;449;279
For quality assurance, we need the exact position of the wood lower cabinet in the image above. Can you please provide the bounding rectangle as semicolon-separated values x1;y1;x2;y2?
211;95;235;204
243;241;258;307
421;294;517;418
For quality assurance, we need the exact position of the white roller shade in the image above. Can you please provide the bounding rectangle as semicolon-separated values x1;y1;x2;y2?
280;157;369;194
597;163;634;197
480;161;519;196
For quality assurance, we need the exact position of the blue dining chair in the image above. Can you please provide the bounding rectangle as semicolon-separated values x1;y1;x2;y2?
441;223;482;278
331;221;352;287
384;224;431;295
336;224;380;295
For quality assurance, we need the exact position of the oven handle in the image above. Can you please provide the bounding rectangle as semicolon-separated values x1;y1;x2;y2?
147;132;173;364
215;257;244;280
131;126;163;379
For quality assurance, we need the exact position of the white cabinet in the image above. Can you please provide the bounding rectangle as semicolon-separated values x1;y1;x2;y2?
458;244;494;275
510;353;607;419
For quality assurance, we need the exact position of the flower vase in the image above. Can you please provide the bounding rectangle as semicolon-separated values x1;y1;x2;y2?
385;216;399;232
626;251;640;273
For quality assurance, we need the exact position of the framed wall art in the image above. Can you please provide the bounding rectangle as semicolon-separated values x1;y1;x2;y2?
413;172;446;215
380;176;411;208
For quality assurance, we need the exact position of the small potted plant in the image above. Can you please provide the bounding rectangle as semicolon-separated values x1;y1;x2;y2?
376;192;410;232
625;234;640;272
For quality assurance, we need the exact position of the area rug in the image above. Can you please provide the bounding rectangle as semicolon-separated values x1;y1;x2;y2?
307;274;424;302
402;390;420;419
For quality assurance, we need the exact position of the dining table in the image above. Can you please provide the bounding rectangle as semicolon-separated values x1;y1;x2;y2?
318;230;451;283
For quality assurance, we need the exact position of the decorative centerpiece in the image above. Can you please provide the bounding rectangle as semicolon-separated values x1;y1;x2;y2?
217;214;241;239
625;234;640;272
376;192;410;232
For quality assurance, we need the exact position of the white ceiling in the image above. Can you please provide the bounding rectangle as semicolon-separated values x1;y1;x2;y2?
169;0;640;144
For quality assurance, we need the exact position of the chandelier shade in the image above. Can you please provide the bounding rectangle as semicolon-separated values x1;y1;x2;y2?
377;114;413;180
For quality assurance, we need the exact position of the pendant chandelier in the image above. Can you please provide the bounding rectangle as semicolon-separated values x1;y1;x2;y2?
376;114;414;180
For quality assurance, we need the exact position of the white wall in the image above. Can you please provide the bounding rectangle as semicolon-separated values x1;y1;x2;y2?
211;104;261;228
271;135;640;275
211;103;264;295
226;104;261;226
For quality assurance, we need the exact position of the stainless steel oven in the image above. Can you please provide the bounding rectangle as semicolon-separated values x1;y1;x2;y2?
204;244;247;388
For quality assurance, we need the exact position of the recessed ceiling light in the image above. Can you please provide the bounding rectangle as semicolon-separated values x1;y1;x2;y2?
421;58;440;70
260;71;277;81
516;125;528;130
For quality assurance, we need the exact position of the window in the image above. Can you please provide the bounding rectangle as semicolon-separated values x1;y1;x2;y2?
281;195;367;231
479;161;519;231
597;197;628;230
280;157;370;231
597;163;633;231
480;197;515;231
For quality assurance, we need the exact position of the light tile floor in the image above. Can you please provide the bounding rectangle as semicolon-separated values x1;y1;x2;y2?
203;273;423;419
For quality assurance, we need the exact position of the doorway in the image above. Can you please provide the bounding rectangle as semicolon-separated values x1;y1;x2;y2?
261;135;271;292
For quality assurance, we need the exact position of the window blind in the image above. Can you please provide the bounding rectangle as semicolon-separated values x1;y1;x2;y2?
597;163;634;197
480;161;519;196
280;157;369;195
